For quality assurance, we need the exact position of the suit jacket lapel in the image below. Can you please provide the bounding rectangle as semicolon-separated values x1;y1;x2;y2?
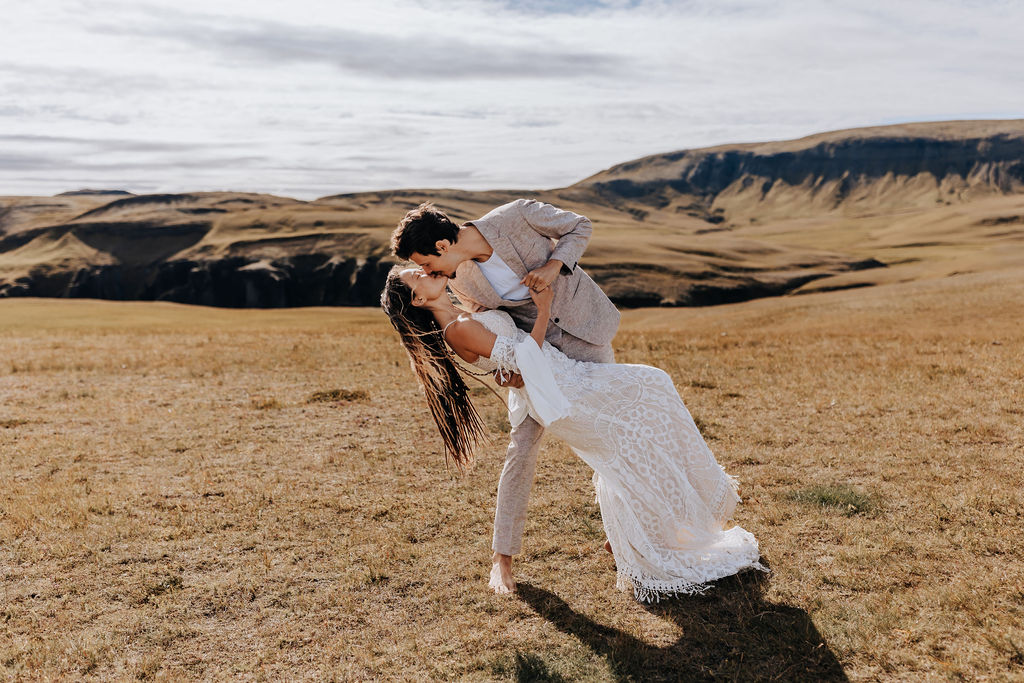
453;260;504;309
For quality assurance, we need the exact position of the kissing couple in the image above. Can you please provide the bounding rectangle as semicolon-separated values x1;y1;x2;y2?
381;198;766;602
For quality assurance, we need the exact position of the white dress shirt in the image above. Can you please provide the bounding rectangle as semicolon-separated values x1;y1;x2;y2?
476;251;530;301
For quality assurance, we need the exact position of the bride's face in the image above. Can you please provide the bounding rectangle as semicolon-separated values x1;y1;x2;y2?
399;267;448;306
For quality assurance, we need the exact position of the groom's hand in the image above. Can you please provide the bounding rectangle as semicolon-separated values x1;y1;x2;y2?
520;260;563;292
494;370;524;389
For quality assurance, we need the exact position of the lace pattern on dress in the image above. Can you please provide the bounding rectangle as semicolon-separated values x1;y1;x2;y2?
489;334;518;384
463;308;766;603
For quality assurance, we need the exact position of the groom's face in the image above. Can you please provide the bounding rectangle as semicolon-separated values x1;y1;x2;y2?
409;239;460;279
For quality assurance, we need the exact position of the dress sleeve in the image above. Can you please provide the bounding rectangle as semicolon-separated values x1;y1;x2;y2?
513;338;571;427
488;334;520;384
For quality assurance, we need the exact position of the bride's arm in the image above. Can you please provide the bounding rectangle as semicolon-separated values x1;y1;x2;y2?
444;318;526;389
445;301;549;361
528;286;553;349
444;319;497;364
445;304;569;426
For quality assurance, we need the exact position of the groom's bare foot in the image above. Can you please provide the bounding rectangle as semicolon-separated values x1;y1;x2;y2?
489;552;516;594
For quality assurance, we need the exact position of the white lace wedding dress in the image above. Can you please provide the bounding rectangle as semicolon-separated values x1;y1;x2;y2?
468;309;767;602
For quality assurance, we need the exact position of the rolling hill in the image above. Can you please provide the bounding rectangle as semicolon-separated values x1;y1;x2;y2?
2;119;1023;307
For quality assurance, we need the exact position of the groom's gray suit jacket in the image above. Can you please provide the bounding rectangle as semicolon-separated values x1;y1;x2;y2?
447;198;620;557
447;198;620;346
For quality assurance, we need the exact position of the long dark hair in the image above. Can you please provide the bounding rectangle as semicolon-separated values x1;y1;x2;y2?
380;264;487;469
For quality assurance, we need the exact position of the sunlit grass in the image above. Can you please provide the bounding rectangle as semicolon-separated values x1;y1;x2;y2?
307;388;371;403
1;268;1022;680
787;484;878;517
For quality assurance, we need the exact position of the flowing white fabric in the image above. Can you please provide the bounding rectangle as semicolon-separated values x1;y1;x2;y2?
471;309;767;601
505;337;571;428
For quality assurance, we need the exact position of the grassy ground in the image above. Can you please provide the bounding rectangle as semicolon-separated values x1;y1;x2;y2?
1;269;1022;681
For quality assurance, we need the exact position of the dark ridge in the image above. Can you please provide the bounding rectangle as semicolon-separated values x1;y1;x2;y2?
0;256;393;307
56;189;135;197
578;132;1024;204
69;222;212;265
794;282;875;295
176;207;228;215
0;224;75;252
214;197;259;205
586;254;885;307
848;258;887;271
978;215;1024;226
665;246;744;261
315;188;533;204
889;241;949;248
71;193;201;221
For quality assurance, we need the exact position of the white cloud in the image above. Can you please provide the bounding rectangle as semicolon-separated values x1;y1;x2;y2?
86;9;629;79
0;0;1021;199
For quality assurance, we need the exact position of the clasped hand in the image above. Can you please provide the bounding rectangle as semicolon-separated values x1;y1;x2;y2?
519;260;561;293
493;370;525;388
521;263;556;312
494;287;550;388
494;262;558;388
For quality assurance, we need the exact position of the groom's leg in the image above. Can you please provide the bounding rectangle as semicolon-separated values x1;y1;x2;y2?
491;333;614;556
492;415;545;556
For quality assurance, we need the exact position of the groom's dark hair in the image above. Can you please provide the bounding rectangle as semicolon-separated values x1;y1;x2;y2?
391;202;461;260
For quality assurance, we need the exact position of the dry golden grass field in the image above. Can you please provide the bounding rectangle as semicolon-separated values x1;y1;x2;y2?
1;268;1023;681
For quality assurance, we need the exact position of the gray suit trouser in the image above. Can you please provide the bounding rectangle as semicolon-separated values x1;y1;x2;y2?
492;332;615;556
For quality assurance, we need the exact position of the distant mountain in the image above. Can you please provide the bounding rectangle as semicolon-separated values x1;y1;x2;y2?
56;189;135;197
2;120;1023;308
575;120;1024;219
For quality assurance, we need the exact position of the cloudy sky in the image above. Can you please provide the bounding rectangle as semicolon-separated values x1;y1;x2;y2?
1;0;1022;199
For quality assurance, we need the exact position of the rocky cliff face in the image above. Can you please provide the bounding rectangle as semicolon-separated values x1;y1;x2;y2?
0;197;395;306
0;255;391;307
574;120;1024;219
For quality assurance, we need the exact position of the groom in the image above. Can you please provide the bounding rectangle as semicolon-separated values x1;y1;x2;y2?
390;197;620;593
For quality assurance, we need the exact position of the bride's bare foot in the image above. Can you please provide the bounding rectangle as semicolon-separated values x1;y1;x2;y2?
489;552;516;594
603;540;613;556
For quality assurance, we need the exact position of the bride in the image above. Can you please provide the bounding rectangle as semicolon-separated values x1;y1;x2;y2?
380;265;767;601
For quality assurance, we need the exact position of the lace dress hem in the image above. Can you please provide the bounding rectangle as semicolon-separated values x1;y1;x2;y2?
617;560;771;603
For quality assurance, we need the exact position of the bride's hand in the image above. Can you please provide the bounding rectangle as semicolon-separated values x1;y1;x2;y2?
529;284;553;310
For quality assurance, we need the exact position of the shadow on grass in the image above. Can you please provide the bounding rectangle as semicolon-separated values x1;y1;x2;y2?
516;565;848;682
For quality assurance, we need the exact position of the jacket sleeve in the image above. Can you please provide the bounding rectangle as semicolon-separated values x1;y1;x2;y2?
515;198;592;274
